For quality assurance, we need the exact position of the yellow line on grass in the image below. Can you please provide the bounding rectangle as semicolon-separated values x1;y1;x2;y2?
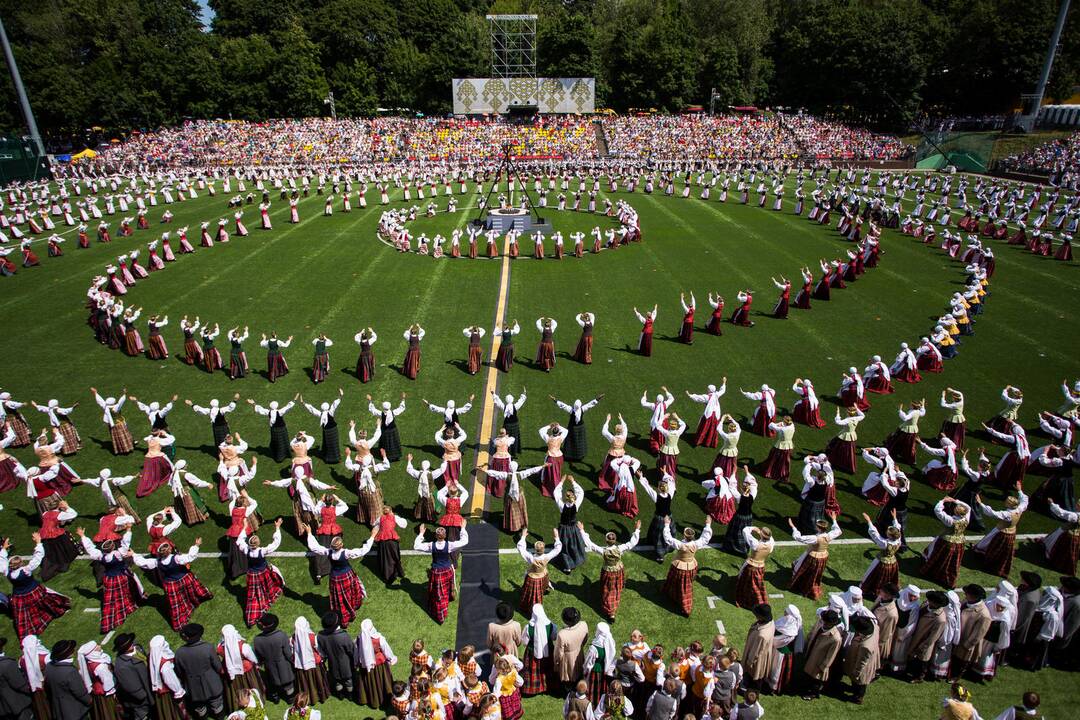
468;234;513;517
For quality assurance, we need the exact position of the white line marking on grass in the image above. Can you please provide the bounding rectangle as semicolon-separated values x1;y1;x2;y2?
83;608;100;613
102;630;115;644
716;620;727;634
706;595;721;610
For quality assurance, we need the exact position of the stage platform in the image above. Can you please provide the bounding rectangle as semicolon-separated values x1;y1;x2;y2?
471;207;551;235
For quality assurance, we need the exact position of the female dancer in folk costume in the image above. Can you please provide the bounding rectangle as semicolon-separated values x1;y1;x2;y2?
224;492;260;579
634;305;658;355
939;388;966;448
37;499;80;580
402;324;424;380
885;400;926;465
134;430;174;498
972;490;1028;577
130;539;213;630
493;321;520;372
189;393;237;456
536;423;568;497
515;529;562;612
889;343;921;384
0;391;33;448
79;466;140;522
676;292;695;344
261;333;293;382
0;426;26;493
302;526;375;628
793;268;813;310
303;388;343;464
413;525;470;624
982;421;1031;490
917;435;960;492
310;334;333;384
484;460;537;533
366;393;406;464
771;276;792;319
711;414;742;477
1042;499;1080;575
179;317;204;366
579;520;641;621
916;337;944;374
434;423;466;486
791;378;826;428
740;385;776;437
730;290;755;327
787;516;841;600
686;381;726;447
259;202;272;229
702;467;737;524
31;398;81;453
436;481;469;547
859;512;902;599
734;524;774;609
826;406;865;474
354;328;377;383
424;395;475;432
552;395;601;462
3;534;72;639
147;635;189;720
486;426;516;495
196;323;222;373
551;476;586;573
92;388;135;455
305;492;347;581
641;387;675;455
839;367;871;410
291;617;330;705
177;225;195;253
462;325;486;374
535;317;557;372
655;413;686;477
372;505;407;584
572;312;594;364
406;455;444;524
143;507;180;555
75;641;121;720
812;259;832;301
77;527;145;632
768;604;805;695
582;623;617;706
760;416;795;482
986;385;1023;434
237;519;285;627
661;517;713;616
721;465;760;554
356;619;398;709
606;456;642;518
19;634;52;719
217;625;261;710
920;498;971;589
598;413;628;492
520;604;558;697
247;396;297;463
121;308;144;356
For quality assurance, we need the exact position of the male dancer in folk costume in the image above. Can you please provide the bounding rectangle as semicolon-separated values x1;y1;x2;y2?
237;519;286;627
551;395;602;462
661;516;713;616
686;380;726;447
353;327;377;383
572;312;595;364
129;538;213;630
578;520;641;621
77;527;146;632
734;526;774;609
366;393;406;462
413;525;470;624
261;333;293;383
535;317;557;372
516;529;563;612
91;388;135;455
302;525;375;627
972;491;1028;578
462;325;486;375
792;378;826;428
0;533;71;638
740;385;777;437
920;498;971;589
641;387;675;455
633;305;657;356
859;512;903;599
787;516;841;600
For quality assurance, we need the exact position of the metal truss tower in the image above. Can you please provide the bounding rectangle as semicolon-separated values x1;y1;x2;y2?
486;14;537;79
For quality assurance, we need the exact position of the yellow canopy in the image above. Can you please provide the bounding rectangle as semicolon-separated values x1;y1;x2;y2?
71;148;97;159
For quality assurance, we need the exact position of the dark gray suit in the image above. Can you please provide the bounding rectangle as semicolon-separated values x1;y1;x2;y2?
0;655;32;720
44;660;90;720
174;640;224;717
252;629;295;701
1012;587;1043;645
316;629;355;693
113;652;152;720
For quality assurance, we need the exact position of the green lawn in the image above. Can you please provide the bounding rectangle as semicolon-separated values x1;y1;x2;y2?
0;171;1078;718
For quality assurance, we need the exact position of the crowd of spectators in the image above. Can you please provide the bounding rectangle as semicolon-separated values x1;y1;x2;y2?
997;131;1080;187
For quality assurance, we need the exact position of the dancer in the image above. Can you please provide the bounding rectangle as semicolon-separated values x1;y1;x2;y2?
553;476;586;573
303;389;343;464
771;276;791;319
247;396;297;463
260;333;292;383
354;327;377;383
413;525;470;624
238;519;285;627
311;334;333;384
493;321;520;372
860;512;902;599
677;292;695;344
734;526;774;609
787;516;841;600
302;525;375;627
515;529;562;612
579;521;640;620
634;305;657;355
535;317;557;372
741;385;777;437
552;395;601;462
77;527;145;632
641;387;675;454
130;538;213;630
0;534;71;638
463;325;486;375
973;491;1028;577
686;381;726;447
826;406;865;474
661;517;713;616
731;290;754;327
92;388;135;455
886;400;926;465
402;324;424;380
367;393;406;462
920;498;971;589
792;378;826;428
572;312;594;364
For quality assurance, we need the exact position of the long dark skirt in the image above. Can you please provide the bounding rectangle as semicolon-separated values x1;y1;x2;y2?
212;418;231;448
41;533;81;580
722;505;754;555
226;538;248;579
312;533;336;580
646;515;674;560
269;423;290;463
504;415;521;458
356;662;394;709
796;498;825;535
321;420;341;464
295;666;330;705
565;417;587;462
379;423;402;462
378;539;404;582
555;523;587;573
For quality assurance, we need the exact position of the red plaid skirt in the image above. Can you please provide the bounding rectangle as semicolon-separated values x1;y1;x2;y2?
521;652;550;696
499;689;523;720
12;586;69;639
976;531;1015;577
244;566;284;626
663;565;697;615
860;559;899;599
734;564;767;608
164;573;213;630
428;566;456;623
706;495;736;524
600;568;625;619
789;554;827;600
920;539;964;589
1047;530;1080;576
101;573;141;632
519;575;549;612
59;421;82;454
329;570;366;627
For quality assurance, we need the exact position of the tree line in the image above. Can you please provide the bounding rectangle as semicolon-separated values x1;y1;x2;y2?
0;0;1076;142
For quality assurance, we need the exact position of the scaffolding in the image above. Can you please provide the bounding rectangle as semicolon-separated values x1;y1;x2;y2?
487;14;537;79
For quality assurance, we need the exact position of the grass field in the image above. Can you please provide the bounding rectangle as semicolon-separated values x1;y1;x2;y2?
0;170;1078;718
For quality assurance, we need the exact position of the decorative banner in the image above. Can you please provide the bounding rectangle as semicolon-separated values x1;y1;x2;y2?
453;78;595;114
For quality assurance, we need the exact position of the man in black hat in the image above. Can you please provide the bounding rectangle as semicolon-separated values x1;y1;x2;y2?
44;640;90;720
952;584;991;681
843;616;880;704
252;613;295;703
905;590;949;682
1010;571;1043;664
174;623;224;719
801;609;844;700
0;637;32;720
485;601;522;659
316;611;355;697
871;583;900;661
742;603;774;692
112;633;152;720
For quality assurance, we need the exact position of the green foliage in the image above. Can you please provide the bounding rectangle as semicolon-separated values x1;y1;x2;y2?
0;0;1077;133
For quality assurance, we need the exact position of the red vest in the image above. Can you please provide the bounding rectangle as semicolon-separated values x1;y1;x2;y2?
227;507;247;537
94;514;121;543
317;506;341;536
377;513;400;541
40;510;66;539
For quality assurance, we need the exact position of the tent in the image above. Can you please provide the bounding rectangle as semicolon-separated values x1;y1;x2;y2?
71;148;97;160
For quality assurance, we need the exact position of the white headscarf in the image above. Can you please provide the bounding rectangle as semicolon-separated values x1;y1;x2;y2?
773;604;805;654
821;592;849;631
148;636;175;693
1036;587;1065;641
992;581;1019;631
589;622;617;674
943;591;962;646
220;624;246;678
356;618;396;669
292;616;318;670
526;604;556;660
76;641;106;693
21;635;48;690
